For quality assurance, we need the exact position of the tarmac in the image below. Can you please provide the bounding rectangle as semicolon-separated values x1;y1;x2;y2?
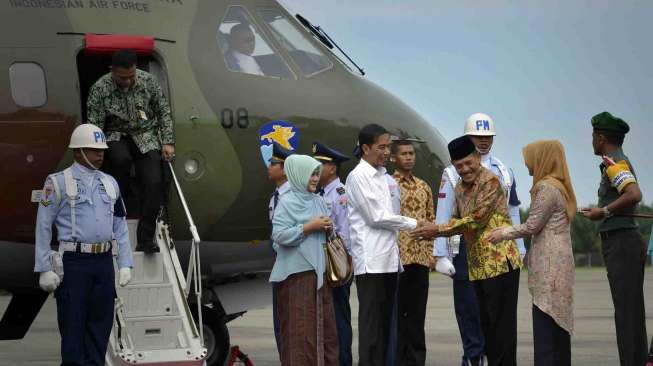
0;268;651;365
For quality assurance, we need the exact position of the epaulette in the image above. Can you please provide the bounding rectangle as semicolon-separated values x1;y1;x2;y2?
336;187;346;195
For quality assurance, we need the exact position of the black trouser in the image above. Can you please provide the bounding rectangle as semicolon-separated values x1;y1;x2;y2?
56;252;115;366
396;264;429;366
474;268;520;366
453;240;485;363
104;137;164;244
333;278;353;366
601;228;648;366
532;305;570;366
356;272;398;366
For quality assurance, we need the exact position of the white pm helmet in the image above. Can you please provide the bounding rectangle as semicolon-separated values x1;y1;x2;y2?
68;124;108;149
464;113;496;136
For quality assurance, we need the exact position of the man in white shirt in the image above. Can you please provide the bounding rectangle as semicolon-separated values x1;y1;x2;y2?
346;124;419;366
225;23;264;76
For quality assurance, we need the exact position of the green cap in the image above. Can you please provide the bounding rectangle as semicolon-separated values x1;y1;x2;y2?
591;111;630;134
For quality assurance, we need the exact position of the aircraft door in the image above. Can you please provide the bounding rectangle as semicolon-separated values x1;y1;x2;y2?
0;47;77;243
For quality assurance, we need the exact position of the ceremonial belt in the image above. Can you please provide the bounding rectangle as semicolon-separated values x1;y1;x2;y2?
59;241;113;254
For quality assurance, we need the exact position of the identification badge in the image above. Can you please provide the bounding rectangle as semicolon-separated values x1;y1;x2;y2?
31;190;42;203
139;110;148;121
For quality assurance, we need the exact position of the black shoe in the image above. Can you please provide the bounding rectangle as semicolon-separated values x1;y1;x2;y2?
462;356;482;366
136;241;159;253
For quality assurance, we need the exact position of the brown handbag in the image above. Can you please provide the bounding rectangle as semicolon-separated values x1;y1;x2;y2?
323;230;353;287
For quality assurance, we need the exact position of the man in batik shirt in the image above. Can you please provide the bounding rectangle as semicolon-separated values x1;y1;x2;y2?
391;139;435;366
413;135;522;366
87;49;175;253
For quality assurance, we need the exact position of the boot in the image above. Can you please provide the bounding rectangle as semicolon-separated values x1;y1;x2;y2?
135;241;159;254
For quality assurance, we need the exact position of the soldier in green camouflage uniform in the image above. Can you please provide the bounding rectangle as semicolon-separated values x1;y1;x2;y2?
582;111;648;366
87;49;175;253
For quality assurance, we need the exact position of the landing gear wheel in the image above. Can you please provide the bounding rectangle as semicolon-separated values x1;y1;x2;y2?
192;305;230;366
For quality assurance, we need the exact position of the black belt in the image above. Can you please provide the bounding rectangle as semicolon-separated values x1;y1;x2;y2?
599;228;637;240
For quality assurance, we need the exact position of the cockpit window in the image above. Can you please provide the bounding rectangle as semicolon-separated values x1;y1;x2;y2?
258;9;333;77
216;6;294;79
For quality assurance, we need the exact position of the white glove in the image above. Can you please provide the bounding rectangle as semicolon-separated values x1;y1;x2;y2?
435;257;456;276
119;267;132;287
39;271;60;293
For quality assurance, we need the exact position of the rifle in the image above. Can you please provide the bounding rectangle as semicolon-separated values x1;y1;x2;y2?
576;211;653;219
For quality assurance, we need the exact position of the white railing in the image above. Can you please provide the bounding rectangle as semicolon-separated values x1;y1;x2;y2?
167;161;204;346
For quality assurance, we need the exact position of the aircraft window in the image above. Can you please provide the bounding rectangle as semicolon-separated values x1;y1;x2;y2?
148;60;170;100
216;6;293;79
259;9;333;77
9;62;47;107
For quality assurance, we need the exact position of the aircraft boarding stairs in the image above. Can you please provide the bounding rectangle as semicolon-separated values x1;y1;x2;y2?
106;163;207;365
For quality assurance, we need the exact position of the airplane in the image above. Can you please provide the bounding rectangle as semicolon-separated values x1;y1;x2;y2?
0;1;449;364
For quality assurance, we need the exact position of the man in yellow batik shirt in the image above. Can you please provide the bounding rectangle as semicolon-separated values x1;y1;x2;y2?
391;139;435;366
413;135;522;366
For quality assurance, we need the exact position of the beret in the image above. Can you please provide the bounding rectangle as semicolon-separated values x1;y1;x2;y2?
591;111;629;134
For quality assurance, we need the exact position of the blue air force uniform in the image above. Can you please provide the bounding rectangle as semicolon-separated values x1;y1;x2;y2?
433;154;524;365
321;179;351;250
268;141;294;357
35;162;133;365
313;142;354;366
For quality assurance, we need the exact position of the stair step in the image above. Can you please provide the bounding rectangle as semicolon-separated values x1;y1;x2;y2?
129;252;167;284
122;315;187;351
117;283;179;318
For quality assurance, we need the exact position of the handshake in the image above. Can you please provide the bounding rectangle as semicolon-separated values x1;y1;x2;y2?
410;221;439;240
408;222;456;277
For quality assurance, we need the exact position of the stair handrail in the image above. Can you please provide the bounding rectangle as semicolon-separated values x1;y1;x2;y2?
167;161;204;345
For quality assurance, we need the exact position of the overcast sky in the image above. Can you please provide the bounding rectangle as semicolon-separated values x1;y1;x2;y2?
282;0;652;207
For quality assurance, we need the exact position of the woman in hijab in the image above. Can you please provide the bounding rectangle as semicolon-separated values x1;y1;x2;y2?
270;154;339;365
487;140;576;366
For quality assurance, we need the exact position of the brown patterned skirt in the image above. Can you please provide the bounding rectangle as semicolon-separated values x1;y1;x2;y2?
276;271;339;366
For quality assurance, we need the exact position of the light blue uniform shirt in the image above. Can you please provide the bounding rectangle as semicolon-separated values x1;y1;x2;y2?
434;154;526;257
268;181;291;221
322;178;351;252
269;181;291;252
34;163;133;272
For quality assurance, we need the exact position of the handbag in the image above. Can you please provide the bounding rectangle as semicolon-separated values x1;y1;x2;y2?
323;230;353;287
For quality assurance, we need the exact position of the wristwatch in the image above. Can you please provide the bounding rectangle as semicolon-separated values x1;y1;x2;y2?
602;206;613;218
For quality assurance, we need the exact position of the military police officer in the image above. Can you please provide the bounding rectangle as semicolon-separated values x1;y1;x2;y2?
267;141;294;358
87;49;175;253
433;113;526;366
581;112;647;366
35;124;133;366
313;141;352;366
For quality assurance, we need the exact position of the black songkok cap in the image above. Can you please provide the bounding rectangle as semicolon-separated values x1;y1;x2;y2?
448;135;476;161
